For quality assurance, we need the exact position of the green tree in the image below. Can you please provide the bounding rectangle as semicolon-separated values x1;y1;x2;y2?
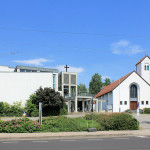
9;101;24;117
89;73;102;94
3;102;11;116
32;87;66;116
103;78;111;86
25;94;39;117
0;102;4;115
78;83;87;95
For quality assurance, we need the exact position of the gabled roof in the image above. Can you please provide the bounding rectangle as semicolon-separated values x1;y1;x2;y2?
136;56;150;66
95;71;134;98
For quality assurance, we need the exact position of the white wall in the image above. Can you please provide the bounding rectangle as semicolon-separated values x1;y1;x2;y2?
0;66;14;72
113;72;150;112
0;72;58;105
136;63;141;76
137;57;150;84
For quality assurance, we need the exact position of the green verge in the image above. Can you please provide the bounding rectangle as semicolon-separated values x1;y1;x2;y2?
0;113;139;133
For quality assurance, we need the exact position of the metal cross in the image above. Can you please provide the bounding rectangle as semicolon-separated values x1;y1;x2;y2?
64;65;69;72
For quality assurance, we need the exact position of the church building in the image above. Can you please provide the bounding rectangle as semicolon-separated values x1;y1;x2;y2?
95;56;150;112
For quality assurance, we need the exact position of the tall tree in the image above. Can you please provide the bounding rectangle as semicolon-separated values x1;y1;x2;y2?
89;73;102;94
103;78;111;86
32;87;65;116
78;83;87;94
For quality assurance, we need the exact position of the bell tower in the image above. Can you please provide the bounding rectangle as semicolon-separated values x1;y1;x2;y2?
136;56;150;84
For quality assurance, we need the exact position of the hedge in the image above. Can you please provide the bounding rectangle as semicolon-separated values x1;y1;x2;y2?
0;113;139;133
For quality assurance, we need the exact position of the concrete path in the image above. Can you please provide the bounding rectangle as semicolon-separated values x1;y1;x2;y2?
132;114;150;129
0;129;150;140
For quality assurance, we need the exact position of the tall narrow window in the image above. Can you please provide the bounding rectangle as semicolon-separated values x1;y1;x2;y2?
145;65;147;70
130;84;137;98
53;74;56;90
147;65;149;70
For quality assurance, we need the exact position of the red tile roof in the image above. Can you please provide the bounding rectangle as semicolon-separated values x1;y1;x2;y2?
95;71;134;98
136;56;150;66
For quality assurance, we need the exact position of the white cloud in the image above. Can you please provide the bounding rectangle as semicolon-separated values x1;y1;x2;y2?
56;65;84;73
111;40;145;55
102;76;111;80
14;58;53;66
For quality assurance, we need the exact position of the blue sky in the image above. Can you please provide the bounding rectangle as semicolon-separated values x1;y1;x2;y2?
0;0;150;87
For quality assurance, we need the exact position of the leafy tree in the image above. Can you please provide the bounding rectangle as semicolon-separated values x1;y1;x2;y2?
103;78;111;86
78;83;87;94
0;102;4;114
25;94;39;117
32;87;66;116
9;101;24;117
2;102;11;116
89;73;102;94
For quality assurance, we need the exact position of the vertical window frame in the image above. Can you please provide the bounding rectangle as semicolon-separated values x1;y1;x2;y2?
53;74;56;90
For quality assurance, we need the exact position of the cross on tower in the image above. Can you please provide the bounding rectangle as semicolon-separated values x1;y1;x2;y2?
64;65;69;72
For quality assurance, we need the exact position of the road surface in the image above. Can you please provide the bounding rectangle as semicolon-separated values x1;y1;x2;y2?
0;136;150;150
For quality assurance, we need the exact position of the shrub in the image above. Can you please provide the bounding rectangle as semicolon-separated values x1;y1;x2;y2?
0;101;24;117
48;116;102;132
59;103;68;115
32;87;66;116
85;113;139;130
0;118;41;133
25;95;39;117
144;108;150;114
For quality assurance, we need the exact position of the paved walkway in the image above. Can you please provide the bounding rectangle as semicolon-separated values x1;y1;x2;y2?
0;129;150;140
132;114;150;129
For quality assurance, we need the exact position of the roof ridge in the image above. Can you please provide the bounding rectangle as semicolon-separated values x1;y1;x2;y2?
136;56;150;66
95;71;134;98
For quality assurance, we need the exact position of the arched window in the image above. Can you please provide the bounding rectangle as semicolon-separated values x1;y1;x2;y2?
147;65;149;70
130;84;137;98
145;65;147;70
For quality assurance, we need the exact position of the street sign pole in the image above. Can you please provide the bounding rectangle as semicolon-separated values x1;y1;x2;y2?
39;102;42;125
87;97;97;132
137;102;139;126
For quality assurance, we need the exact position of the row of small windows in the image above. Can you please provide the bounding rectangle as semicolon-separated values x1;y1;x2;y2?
145;65;149;71
120;101;127;105
120;101;149;105
141;101;149;105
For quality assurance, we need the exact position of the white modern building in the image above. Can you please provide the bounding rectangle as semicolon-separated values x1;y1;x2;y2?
96;56;150;112
0;65;95;113
0;65;58;105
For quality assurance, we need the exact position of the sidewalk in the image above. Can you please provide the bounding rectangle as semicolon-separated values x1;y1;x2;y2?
0;129;150;140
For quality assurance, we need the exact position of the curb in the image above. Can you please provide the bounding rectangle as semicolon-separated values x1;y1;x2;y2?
0;130;150;140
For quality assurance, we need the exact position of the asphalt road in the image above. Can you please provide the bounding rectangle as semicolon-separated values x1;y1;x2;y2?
0;136;150;150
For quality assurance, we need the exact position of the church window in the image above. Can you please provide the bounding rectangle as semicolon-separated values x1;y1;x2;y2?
147;65;149;70
146;101;149;105
145;65;147;70
124;101;127;105
120;101;122;105
141;101;144;105
130;84;137;98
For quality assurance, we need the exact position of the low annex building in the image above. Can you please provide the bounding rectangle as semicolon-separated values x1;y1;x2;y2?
95;56;150;112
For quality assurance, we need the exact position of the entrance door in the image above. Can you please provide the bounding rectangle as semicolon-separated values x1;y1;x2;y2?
130;101;137;110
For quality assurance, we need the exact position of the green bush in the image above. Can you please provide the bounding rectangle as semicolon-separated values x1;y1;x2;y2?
41;116;102;132
0;118;41;133
25;95;39;117
59;103;68;115
144;108;150;114
0;101;24;117
85;113;138;130
0;113;139;133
